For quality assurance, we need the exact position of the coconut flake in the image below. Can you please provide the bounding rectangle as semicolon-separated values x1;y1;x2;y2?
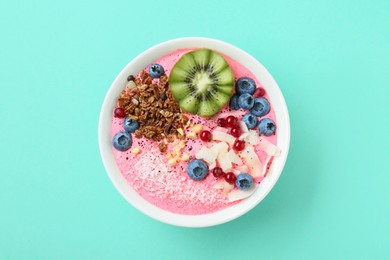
227;149;243;165
195;146;217;164
235;165;249;173
228;186;257;202
259;137;281;156
239;132;250;141
223;182;235;194
239;145;264;177
239;130;260;145
232;169;241;176
213;180;234;194
214;126;228;133
247;130;260;145
212;130;235;145
217;150;233;172
239;121;249;133
210;141;229;156
209;162;217;169
213;181;224;189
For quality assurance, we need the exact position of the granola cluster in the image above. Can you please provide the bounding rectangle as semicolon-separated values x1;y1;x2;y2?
117;70;188;151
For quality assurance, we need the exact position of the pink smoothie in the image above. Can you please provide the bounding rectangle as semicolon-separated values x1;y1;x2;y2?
111;49;278;215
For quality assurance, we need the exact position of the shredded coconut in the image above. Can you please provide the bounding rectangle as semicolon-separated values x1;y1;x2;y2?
123;148;230;214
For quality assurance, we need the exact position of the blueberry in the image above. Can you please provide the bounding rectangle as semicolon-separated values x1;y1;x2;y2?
238;93;254;110
236;77;256;95
241;113;258;129
123;117;139;133
258;118;276;136
187;159;209;181
149;64;164;78
112;132;132;151
229;95;240;110
236;173;254;190
250;97;270;117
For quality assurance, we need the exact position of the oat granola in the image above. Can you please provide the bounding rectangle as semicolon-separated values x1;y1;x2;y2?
116;70;187;148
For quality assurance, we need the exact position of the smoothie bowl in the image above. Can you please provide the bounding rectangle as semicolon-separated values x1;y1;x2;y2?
99;37;290;227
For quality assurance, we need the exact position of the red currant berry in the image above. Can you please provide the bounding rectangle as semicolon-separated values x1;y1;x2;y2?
230;127;241;138
217;118;227;127
114;107;126;118
253;87;266;98
226;116;239;128
233;139;245;151
225;172;236;184
199;130;212;142
212;167;224;178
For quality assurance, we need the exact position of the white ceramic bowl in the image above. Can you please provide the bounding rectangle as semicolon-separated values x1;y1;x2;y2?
99;37;290;227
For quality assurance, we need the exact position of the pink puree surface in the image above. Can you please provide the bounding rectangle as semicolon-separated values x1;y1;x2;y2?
111;49;278;215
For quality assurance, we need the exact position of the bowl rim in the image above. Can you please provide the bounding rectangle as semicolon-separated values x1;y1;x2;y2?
98;37;290;227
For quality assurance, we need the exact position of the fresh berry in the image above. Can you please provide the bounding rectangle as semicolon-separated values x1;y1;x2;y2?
230;126;241;138
225;172;237;184
123;118;140;133
149;64;165;78
212;167;224;178
253;87;266;98
112;132;132;151
236;77;256;95
236;173;254;190
238;93;255;110
258;118;276;136
250;97;270;117
229;95;240;110
233;139;245;151
217;118;227;127
241;113;258;129
114;107;125;118
187;159;209;181
226;116;239;128
199;130;212;142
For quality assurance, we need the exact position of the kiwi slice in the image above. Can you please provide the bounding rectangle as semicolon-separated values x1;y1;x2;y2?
168;49;235;117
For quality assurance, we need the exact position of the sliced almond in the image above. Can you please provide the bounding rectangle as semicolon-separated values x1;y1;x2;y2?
167;158;177;166
186;131;197;139
191;124;202;134
176;128;184;136
131;147;141;154
178;140;186;149
181;153;190;162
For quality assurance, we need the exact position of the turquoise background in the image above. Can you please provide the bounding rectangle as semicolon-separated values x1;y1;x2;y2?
1;0;389;259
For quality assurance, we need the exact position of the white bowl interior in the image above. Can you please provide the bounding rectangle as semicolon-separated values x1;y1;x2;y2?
98;37;290;227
